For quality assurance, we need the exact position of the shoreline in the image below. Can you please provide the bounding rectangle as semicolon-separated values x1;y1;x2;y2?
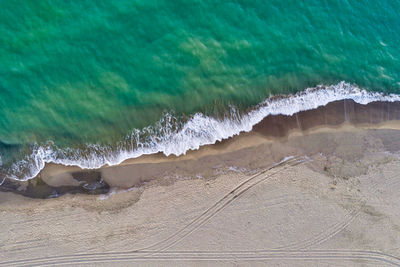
2;99;400;198
2;99;400;265
1;114;400;265
3;82;400;184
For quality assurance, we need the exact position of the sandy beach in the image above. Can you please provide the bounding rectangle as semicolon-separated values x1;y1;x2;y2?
2;0;400;265
2;100;400;266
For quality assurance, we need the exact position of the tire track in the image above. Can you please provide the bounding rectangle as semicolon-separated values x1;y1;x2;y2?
275;164;386;250
1;156;396;266
0;157;304;266
277;207;361;250
7;250;400;266
141;157;305;253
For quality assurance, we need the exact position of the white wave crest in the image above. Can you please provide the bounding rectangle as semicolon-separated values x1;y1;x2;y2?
5;82;400;181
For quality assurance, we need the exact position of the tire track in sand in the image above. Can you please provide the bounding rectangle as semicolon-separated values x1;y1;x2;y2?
5;250;400;266
1;156;393;266
0;157;304;266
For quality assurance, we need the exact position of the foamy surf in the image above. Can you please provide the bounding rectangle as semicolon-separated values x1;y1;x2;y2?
4;82;400;181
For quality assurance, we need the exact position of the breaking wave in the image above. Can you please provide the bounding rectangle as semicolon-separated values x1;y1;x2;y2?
4;82;400;181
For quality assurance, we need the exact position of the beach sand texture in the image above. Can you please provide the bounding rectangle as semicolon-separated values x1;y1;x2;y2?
1;101;400;266
2;1;400;265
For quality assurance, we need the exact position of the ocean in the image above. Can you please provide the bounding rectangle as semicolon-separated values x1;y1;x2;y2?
1;0;399;182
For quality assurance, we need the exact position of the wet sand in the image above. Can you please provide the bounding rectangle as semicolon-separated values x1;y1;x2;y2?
1;100;400;266
3;99;400;197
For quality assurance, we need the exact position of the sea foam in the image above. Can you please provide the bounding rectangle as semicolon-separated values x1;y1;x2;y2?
5;82;400;181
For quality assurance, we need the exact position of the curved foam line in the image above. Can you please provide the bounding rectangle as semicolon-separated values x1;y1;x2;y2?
5;82;400;181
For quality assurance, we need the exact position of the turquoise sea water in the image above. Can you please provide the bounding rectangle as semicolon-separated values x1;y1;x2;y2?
0;0;399;180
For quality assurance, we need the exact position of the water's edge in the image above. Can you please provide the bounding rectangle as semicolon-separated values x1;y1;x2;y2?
2;96;400;199
2;82;400;183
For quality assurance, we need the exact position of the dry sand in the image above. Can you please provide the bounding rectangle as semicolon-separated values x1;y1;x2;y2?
1;124;400;266
1;100;400;266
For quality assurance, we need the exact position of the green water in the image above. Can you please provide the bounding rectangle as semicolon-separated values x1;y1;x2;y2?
0;0;399;179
